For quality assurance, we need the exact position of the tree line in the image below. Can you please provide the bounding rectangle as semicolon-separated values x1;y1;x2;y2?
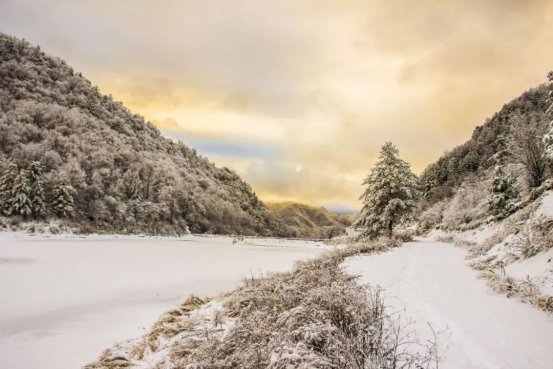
356;72;553;237
0;161;75;219
0;33;292;236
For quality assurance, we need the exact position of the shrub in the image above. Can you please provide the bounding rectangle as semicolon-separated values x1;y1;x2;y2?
442;181;488;229
85;238;438;369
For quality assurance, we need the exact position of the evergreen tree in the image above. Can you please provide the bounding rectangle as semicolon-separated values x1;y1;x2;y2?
28;161;45;218
52;180;75;218
487;166;518;217
128;173;143;201
357;142;420;238
11;169;32;218
0;163;19;216
462;150;480;172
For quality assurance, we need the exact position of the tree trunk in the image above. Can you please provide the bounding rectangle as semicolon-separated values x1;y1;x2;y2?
387;221;393;238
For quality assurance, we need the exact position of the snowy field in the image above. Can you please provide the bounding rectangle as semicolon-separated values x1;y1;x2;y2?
344;240;553;369
0;233;327;369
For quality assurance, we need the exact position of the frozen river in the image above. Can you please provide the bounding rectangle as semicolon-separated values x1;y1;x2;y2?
0;233;326;369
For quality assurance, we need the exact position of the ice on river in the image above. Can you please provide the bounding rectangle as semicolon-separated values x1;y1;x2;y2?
0;232;326;369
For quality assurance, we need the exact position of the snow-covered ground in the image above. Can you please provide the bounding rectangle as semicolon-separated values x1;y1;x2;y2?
506;248;553;296
344;240;553;369
425;191;553;298
537;190;553;218
0;232;326;369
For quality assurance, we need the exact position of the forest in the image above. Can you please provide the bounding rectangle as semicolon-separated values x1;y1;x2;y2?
0;33;350;237
2;32;553;240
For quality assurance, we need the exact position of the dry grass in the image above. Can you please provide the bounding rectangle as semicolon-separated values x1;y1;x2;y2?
162;237;439;369
435;198;553;314
478;270;553;313
452;208;553;313
86;238;440;369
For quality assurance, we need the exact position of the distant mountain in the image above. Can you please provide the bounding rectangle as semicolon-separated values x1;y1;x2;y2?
266;201;353;239
0;33;293;236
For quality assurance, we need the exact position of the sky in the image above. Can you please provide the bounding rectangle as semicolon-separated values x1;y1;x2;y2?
1;0;553;212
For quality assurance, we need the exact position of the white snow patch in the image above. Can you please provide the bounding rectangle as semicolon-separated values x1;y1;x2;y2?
505;248;553;296
0;232;326;369
474;233;521;265
538;191;553;218
344;241;553;369
455;223;499;244
424;223;499;245
124;299;234;369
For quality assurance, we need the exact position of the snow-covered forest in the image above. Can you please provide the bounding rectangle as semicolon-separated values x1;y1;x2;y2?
0;34;349;238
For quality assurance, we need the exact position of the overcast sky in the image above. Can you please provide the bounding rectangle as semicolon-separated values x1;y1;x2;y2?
2;0;552;212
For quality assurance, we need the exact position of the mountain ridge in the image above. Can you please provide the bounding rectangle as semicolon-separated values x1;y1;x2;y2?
266;201;353;239
0;33;294;236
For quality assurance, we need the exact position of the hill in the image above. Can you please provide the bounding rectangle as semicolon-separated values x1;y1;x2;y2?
416;75;553;312
418;77;553;232
266;201;352;239
420;82;553;207
0;33;292;236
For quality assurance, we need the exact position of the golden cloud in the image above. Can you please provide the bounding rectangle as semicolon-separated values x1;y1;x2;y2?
3;0;553;210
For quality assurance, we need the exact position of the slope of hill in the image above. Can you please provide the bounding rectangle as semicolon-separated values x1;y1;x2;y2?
420;83;553;205
266;201;352;239
417;76;553;312
418;77;553;230
0;33;290;236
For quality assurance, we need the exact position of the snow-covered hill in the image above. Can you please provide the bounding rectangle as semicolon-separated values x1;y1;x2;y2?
425;190;553;311
0;33;297;237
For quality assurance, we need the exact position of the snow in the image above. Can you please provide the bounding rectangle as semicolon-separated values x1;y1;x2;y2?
455;223;499;244
474;233;521;265
118;299;234;369
538;191;553;218
425;223;499;245
344;240;553;369
0;232;326;369
506;248;553;296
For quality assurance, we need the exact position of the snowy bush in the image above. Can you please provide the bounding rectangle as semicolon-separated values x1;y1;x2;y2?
167;238;435;369
442;180;488;230
512;219;553;258
478;270;553;313
86;239;438;369
417;200;446;232
487;165;519;218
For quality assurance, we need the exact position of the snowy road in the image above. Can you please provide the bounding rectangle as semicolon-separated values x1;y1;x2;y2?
344;240;553;369
0;233;325;369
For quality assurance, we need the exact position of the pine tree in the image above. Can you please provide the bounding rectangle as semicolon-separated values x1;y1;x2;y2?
357;142;420;238
128;173;143;201
487;165;518;217
11;169;32;218
28;161;45;218
0;163;19;216
52;180;75;218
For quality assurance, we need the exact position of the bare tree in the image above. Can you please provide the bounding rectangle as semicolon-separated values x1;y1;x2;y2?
510;115;546;188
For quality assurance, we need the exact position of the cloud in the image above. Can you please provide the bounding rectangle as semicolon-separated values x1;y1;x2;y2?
2;0;553;210
161;129;279;159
